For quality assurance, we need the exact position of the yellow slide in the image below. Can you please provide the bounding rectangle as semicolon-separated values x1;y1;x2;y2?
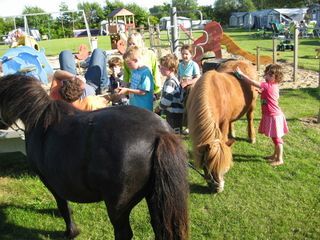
221;33;273;65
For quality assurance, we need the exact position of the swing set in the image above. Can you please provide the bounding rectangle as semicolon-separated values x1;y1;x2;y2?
0;10;93;51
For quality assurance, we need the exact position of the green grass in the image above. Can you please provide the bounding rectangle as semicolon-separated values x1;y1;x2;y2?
0;88;319;239
224;29;320;72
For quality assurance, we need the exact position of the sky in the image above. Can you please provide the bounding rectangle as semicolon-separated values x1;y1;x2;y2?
0;0;214;17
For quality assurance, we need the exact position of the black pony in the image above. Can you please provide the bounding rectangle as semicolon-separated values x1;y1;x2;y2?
0;75;189;240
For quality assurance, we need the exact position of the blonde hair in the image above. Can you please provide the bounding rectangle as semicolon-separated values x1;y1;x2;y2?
127;32;145;48
264;64;284;83
123;45;142;61
160;54;179;73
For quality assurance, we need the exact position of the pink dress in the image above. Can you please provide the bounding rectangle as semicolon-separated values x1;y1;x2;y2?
258;82;289;138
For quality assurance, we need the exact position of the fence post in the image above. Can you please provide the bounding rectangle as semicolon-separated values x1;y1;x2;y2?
256;46;260;71
272;38;277;63
293;25;299;82
170;7;179;54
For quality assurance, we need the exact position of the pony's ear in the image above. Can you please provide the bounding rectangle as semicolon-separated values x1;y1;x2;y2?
197;143;210;152
225;138;235;147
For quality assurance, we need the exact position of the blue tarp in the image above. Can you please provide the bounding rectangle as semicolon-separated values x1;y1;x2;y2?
1;46;53;84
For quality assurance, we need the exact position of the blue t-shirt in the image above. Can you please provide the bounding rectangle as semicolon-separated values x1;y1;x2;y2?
178;60;200;79
129;66;154;111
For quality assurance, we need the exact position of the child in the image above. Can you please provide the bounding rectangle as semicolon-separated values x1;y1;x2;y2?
117;46;154;111
108;57;129;105
178;44;201;88
57;74;108;111
156;54;184;134
178;44;201;134
123;32;161;94
108;56;125;91
235;64;289;166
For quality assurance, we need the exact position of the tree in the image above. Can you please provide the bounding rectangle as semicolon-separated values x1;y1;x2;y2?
149;4;171;21
199;5;215;20
22;6;50;37
251;0;318;9
126;3;149;26
212;0;255;25
172;0;199;19
78;2;105;28
104;0;125;17
213;0;239;25
238;0;256;12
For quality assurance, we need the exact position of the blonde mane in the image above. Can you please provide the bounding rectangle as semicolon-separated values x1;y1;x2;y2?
187;70;232;178
187;60;257;191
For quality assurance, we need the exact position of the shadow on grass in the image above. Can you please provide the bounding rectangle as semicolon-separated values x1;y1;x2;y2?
233;154;264;162
300;40;320;46
0;204;63;240
189;183;213;194
281;88;319;101
0;152;36;178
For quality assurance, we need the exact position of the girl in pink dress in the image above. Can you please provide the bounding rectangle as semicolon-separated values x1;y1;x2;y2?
235;64;288;166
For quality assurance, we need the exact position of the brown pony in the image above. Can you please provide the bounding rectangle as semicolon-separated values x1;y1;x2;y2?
187;60;258;193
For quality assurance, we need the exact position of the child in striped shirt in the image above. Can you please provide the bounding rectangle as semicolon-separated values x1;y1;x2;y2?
156;54;184;134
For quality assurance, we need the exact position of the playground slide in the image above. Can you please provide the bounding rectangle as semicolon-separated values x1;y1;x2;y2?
191;21;272;65
221;33;272;65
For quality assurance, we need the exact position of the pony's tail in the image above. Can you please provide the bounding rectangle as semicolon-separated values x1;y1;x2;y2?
150;132;189;240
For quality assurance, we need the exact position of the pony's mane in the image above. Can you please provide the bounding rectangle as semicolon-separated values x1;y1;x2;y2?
0;74;76;131
187;70;232;175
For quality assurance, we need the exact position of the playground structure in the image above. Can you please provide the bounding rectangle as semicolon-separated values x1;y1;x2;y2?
103;8;135;53
0;10;93;51
166;7;273;66
107;7;273;67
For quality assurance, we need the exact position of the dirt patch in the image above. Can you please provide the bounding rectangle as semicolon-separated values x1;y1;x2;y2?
222;50;319;89
299;117;320;129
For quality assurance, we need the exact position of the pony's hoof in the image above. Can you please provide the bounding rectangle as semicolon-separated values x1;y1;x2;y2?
249;138;256;144
65;226;80;239
207;180;224;193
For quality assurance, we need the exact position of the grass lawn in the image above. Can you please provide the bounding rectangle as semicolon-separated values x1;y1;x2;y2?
0;87;319;239
224;28;320;72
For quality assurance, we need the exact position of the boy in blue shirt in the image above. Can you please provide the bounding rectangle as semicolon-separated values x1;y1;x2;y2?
117;46;154;111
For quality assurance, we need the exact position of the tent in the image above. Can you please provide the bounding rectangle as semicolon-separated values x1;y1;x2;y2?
233;8;308;29
229;12;247;27
307;4;320;27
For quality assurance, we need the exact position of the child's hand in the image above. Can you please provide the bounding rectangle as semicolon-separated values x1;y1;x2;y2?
181;77;191;88
74;75;86;83
117;87;129;95
154;106;161;115
234;67;245;80
255;88;262;94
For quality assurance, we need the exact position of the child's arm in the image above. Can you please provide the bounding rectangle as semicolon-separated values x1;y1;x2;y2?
53;70;85;82
117;87;146;96
183;61;200;87
51;70;85;90
234;67;261;88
